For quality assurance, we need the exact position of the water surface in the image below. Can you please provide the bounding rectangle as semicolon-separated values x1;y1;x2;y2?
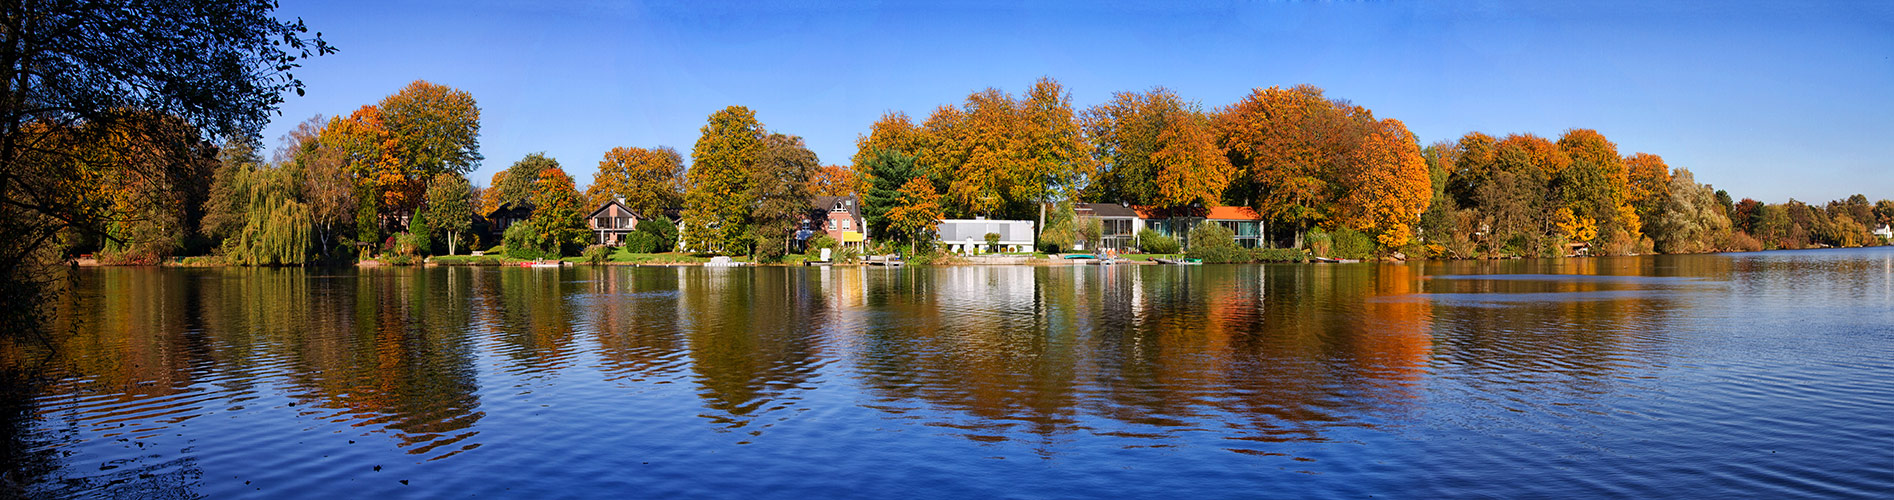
6;248;1893;498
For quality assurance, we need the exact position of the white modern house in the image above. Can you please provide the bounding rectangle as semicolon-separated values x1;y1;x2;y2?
937;218;1035;253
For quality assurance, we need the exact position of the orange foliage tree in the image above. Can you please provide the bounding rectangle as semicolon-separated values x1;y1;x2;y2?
587;146;684;218
1335;119;1432;247
808;164;859;197
1214;84;1376;237
1083;87;1233;209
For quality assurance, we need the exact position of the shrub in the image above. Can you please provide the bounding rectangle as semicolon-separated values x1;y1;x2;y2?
1728;231;1764;252
1186;222;1245;263
1306;228;1334;257
625;232;659;254
503;223;545;259
805;234;837;258
836;245;861;264
1137;228;1180;254
393;232;428;257
582;244;613;265
753;233;787;263
1330;227;1375;259
636;218;678;252
1251;248;1305;263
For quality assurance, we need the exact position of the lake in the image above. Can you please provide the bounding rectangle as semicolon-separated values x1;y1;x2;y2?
6;248;1893;498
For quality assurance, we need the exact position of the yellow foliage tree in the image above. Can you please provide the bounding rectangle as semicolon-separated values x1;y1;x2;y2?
1336;119;1432;247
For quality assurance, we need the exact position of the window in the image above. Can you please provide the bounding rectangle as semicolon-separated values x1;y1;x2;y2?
842;220;851;229
828;220;837;230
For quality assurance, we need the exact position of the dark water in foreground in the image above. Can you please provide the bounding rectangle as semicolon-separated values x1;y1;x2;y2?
5;248;1893;498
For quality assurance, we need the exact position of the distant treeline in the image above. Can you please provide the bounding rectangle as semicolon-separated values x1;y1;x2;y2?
66;79;1894;266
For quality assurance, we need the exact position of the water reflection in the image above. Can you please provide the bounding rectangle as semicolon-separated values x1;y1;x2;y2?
7;249;1893;498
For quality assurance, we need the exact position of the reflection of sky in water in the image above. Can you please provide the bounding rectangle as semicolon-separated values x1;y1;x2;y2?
1386;273;1729;307
1425;274;1714;284
1376;289;1675;306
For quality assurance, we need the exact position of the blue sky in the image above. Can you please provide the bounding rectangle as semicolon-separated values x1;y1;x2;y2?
262;0;1893;203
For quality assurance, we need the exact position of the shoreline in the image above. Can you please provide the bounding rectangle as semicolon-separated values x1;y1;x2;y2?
68;245;1891;270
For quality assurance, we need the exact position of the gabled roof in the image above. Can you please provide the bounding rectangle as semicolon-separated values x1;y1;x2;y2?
586;199;634;220
1075;202;1140;218
813;195;862;218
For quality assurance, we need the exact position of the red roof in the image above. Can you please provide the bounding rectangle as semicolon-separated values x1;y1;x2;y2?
1206;206;1262;221
1130;205;1262;221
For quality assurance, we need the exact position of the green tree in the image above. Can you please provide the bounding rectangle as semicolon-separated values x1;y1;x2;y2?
749;133;819;261
406;208;431;255
684;106;764;253
1648;168;1732;254
860;148;919;245
203;139;265;244
425;173;473;255
483;153;558;215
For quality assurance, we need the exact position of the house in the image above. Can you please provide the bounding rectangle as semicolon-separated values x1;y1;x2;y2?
1074;203;1140;251
798;196;868;250
938;218;1034;254
587;198;642;246
485;201;533;241
1874;224;1892;240
1206;206;1267;248
1132;205;1268;249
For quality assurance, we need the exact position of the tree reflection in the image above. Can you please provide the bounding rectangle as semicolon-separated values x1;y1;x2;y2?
679;268;827;429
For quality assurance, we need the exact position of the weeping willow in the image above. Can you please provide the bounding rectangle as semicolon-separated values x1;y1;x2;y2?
225;168;313;266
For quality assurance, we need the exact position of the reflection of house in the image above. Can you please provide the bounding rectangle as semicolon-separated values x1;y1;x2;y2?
587;198;642;246
800;196;868;250
938;218;1034;253
1075;203;1140;251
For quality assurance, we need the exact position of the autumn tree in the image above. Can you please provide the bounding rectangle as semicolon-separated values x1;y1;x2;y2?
1214;84;1376;245
587;146;684;218
1083;87;1233;210
748;134;819;261
424;173;474;255
1014;78;1095;231
526;167;587;256
918;78;1091;224
264;115;354;258
683;106;764;253
886;177;942;252
1556;129;1639;252
0;0;329;326
852;111;929;177
380;81;482;176
1334;119;1432;247
808;164;858;197
1624;152;1671;224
